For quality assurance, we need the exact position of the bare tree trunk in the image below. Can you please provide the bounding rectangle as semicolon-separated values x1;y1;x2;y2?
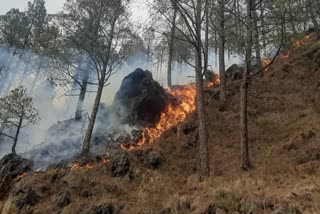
30;56;44;94
219;0;226;111
260;2;266;48
3;54;24;95
204;0;209;77
288;1;297;34
308;0;319;32
196;0;210;179
240;0;253;171
75;65;90;120
0;54;13;95
253;8;263;77
18;54;32;86
167;5;177;88
12;115;23;155
81;73;105;154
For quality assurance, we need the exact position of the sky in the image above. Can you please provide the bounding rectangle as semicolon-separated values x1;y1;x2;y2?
0;0;150;23
0;0;65;14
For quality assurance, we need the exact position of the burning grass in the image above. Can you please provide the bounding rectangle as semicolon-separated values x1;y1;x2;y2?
121;80;220;151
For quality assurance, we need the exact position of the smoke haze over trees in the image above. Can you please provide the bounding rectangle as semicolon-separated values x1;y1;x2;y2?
0;0;319;172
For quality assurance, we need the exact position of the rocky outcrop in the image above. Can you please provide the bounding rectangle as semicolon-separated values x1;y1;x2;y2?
112;68;169;127
110;154;130;177
225;64;244;81
12;185;39;209
132;148;163;169
0;154;33;198
83;203;119;214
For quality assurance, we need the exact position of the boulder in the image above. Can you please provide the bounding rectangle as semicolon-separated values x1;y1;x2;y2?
225;64;244;80
12;186;39;209
204;70;215;82
112;68;169;127
83;203;119;214
110;154;130;177
0;154;33;197
132;149;163;169
54;190;71;208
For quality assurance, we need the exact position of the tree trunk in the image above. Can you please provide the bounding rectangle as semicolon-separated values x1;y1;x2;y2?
288;1;297;34
18;54;32;86
0;53;13;95
12;115;23;155
81;74;105;154
167;5;177;88
219;0;226;111
253;9;263;77
75;65;90;120
3;54;24;95
204;0;209;77
260;2;266;48
240;0;253;171
196;0;210;179
308;0;319;32
30;56;44;94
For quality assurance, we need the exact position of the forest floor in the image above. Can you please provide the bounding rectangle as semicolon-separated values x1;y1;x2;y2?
1;33;320;214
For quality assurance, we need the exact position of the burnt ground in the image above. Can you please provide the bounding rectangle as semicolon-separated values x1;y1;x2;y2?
0;34;320;214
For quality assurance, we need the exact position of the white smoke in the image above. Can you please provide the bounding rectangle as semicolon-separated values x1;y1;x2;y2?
0;46;241;169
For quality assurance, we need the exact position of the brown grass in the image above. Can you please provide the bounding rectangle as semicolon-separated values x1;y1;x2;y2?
1;33;320;214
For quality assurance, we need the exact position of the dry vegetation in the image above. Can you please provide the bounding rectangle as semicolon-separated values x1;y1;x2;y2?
1;34;320;214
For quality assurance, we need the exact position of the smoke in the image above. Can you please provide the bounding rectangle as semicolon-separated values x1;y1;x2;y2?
0;46;241;170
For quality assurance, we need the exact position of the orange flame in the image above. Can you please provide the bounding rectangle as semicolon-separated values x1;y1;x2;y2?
15;172;28;181
121;79;219;151
281;35;312;59
71;157;110;171
262;58;272;67
292;35;311;48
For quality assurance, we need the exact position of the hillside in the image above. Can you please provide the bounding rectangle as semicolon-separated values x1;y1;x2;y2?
1;33;320;214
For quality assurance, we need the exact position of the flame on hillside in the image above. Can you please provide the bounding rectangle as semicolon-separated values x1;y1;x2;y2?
262;58;272;68
121;78;219;151
71;157;110;171
282;35;312;59
15;172;28;181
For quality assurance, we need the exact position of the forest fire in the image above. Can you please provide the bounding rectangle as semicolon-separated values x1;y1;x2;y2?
71;157;110;171
281;35;312;59
293;35;311;48
121;80;219;151
15;172;28;181
206;74;221;87
262;58;272;67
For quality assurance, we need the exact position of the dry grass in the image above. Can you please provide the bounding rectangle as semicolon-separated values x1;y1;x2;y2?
1;33;320;214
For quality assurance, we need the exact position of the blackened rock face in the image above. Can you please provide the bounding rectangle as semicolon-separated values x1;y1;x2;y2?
112;68;169;127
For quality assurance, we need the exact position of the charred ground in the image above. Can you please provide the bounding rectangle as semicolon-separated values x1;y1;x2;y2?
0;33;320;214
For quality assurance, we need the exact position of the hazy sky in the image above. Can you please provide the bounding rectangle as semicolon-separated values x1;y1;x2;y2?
0;0;149;23
0;0;65;14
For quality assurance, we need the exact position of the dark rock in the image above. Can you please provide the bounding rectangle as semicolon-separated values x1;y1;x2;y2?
204;70;218;83
301;130;316;140
201;203;218;214
158;208;172;214
110;154;130;177
132;149;163;169
83;203;118;214
0;154;33;197
0;154;33;177
176;197;191;211
112;68;169;127
180;122;198;135
225;64;244;81
54;190;71;208
12;186;39;209
183;130;198;150
297;148;320;164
